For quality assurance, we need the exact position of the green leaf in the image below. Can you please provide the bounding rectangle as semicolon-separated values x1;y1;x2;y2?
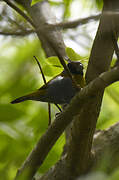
66;47;81;61
39;56;63;77
63;0;73;19
66;47;88;71
46;56;62;67
109;168;119;180
95;0;103;9
43;64;62;77
49;1;62;6
31;0;43;6
97;82;119;129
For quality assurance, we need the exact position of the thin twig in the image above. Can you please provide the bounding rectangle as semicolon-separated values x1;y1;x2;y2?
55;104;62;112
33;56;62;123
47;11;119;30
3;0;78;88
15;65;119;180
48;14;101;29
0;30;34;36
7;16;27;31
3;0;100;32
33;56;47;85
33;56;51;125
39;31;79;89
3;0;35;28
48;103;51;126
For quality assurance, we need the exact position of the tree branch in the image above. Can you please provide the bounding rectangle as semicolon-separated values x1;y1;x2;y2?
6;0;119;179
0;30;34;36
48;14;101;29
92;122;119;173
9;0;78;91
14;0;67;58
47;11;119;30
15;65;119;179
63;1;119;177
3;0;35;28
37;121;119;180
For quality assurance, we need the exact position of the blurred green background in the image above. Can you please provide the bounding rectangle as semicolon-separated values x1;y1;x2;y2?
0;0;119;179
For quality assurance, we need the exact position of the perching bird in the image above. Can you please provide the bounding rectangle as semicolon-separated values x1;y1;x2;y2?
11;61;85;105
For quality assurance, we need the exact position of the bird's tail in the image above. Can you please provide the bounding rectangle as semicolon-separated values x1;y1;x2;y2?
11;95;29;104
11;91;40;104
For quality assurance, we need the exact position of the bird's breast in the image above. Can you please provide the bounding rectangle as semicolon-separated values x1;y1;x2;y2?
46;76;77;104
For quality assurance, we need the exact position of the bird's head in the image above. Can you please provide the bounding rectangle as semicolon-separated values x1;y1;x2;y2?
67;61;84;76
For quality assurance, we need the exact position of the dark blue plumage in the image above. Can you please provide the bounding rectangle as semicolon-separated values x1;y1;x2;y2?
11;61;84;105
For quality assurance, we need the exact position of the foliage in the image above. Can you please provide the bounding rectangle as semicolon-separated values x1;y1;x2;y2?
31;0;43;6
0;35;67;179
0;0;119;179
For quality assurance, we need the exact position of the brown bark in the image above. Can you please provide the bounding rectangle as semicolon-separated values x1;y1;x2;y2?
15;0;67;58
15;65;119;179
6;0;119;179
64;1;119;177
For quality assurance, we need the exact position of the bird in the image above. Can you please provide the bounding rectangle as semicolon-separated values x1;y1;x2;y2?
11;61;85;105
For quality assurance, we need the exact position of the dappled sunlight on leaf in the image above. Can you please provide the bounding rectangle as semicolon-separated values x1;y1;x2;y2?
97;82;119;129
0;0;118;179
